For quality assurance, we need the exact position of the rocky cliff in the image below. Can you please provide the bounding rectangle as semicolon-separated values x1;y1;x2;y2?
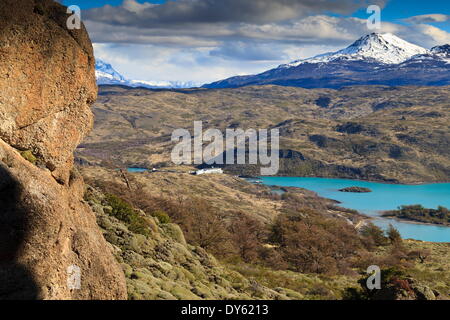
0;0;127;299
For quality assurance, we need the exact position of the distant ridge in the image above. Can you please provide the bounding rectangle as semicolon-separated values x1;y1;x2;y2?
204;33;450;89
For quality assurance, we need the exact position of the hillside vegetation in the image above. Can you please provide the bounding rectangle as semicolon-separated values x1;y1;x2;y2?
81;166;449;300
77;85;450;183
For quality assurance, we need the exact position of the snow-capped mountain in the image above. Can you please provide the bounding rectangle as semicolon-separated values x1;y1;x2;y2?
398;45;450;67
204;33;450;89
95;59;127;84
95;59;199;89
283;33;427;67
430;45;450;62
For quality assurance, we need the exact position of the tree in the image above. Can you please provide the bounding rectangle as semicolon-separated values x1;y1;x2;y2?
360;223;389;247
270;213;362;274
229;214;264;263
387;224;402;244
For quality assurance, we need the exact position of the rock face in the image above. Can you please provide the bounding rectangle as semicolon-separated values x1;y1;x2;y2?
0;0;127;299
0;0;96;183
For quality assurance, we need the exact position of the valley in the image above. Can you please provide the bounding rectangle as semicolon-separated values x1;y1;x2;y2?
76;84;450;184
75;83;450;298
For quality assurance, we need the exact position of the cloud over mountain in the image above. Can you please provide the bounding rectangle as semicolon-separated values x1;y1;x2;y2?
83;0;449;83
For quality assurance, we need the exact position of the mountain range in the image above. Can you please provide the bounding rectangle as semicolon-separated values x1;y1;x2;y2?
96;33;450;90
95;59;199;89
204;33;450;89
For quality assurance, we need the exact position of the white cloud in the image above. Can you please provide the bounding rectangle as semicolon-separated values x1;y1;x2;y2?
93;43;281;84
122;0;155;14
404;14;450;24
408;24;450;47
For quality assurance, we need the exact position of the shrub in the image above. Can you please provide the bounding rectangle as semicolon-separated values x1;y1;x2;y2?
86;178;233;255
104;194;151;236
360;223;389;247
229;214;265;263
269;212;363;274
20;150;37;165
347;266;410;300
152;210;171;224
387;224;402;244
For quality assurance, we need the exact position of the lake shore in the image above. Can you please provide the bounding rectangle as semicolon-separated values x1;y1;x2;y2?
381;215;450;228
255;176;450;243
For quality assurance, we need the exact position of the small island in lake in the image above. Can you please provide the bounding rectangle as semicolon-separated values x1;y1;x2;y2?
338;186;372;193
383;205;450;226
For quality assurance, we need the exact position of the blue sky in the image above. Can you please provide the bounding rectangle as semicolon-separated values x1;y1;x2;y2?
353;1;450;32
63;0;450;83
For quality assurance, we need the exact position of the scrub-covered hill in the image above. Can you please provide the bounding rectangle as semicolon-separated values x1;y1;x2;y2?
77;85;450;183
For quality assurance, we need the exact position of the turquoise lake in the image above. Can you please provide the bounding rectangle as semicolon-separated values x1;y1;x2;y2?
128;168;148;173
258;177;450;243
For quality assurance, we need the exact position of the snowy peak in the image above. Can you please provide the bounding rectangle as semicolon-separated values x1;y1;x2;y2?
95;59;198;89
95;59;127;83
284;33;428;67
344;33;428;63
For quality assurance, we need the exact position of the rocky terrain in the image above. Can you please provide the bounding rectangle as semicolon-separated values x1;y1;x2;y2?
80;166;355;300
77;85;450;183
0;0;126;299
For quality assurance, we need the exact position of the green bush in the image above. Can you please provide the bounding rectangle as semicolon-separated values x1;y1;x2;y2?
152;210;171;224
20;150;37;165
105;194;151;236
345;266;408;300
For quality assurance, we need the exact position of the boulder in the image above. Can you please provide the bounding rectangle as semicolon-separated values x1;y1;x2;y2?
0;0;127;300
